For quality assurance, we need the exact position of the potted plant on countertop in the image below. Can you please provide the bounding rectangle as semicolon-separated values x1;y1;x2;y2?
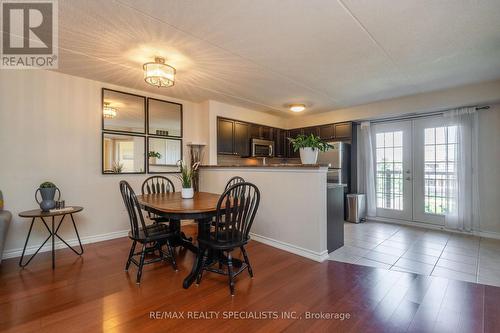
176;160;200;199
148;151;161;165
288;134;333;164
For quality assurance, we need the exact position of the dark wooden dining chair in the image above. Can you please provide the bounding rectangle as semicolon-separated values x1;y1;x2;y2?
119;180;178;284
141;176;175;223
197;182;260;296
224;176;245;191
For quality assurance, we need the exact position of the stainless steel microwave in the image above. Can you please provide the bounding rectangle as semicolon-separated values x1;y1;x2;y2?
251;138;274;157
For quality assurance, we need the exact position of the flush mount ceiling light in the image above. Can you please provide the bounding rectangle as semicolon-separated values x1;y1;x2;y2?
289;104;306;112
143;56;176;88
103;102;117;119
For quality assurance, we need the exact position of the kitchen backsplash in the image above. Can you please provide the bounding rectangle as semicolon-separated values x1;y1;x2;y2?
217;154;300;166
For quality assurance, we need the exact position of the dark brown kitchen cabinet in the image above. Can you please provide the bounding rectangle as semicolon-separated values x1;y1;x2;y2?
250;124;261;139
217;118;234;155
261;126;273;140
234;121;250;156
273;128;286;157
334;122;352;139
287;128;302;158
319;124;335;140
303;126;319;137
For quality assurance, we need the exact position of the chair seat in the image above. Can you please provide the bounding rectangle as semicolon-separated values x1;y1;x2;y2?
129;223;176;243
198;230;249;250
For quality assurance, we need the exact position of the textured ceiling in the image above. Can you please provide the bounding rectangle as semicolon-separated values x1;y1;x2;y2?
53;0;500;116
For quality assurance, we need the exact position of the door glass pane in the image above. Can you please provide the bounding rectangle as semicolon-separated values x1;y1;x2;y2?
375;130;404;210
423;125;457;215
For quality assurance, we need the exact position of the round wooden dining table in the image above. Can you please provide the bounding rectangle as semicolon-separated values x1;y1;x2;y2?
136;191;223;289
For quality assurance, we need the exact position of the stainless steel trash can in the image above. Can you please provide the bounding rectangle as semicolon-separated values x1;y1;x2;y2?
346;194;366;223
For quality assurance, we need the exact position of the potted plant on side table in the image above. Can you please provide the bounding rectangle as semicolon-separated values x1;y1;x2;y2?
288;134;333;164
177;160;200;199
37;181;60;212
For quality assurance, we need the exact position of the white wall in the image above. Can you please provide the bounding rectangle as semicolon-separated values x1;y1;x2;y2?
0;70;207;257
199;167;329;261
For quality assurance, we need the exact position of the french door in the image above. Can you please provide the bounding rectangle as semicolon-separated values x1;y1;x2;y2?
372;117;458;225
372;121;413;221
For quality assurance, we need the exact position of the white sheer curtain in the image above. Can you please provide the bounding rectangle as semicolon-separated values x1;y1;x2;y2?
444;107;479;231
358;122;377;217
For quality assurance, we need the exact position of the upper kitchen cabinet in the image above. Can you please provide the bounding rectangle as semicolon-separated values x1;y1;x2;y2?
287;128;303;158
261;126;273;140
234;121;250;157
217;118;234;155
273;128;286;158
249;124;273;140
217;117;250;156
334;122;353;140
303;126;319;137
250;124;261;139
319;124;335;140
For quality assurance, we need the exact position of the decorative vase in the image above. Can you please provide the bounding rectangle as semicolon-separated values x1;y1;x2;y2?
149;157;157;165
38;187;57;212
299;147;319;164
181;187;194;199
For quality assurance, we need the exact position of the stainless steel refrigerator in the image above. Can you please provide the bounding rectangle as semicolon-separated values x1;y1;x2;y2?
317;142;351;186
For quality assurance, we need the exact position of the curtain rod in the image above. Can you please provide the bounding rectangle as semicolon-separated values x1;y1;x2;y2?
355;105;490;124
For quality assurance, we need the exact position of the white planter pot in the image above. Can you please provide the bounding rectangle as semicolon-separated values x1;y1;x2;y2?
149;157;156;165
299;147;319;164
181;188;194;199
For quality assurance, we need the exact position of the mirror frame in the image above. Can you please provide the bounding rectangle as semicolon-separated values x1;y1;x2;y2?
102;88;147;135
146;137;183;174
101;132;147;175
147;97;183;138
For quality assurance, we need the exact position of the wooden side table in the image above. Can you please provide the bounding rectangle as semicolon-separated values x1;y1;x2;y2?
18;206;84;269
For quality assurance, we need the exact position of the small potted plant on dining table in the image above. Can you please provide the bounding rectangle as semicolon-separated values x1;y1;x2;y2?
288;134;333;164
177;160;200;199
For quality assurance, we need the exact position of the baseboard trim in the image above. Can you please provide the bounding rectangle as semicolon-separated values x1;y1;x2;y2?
250;232;329;262
367;216;500;240
2;229;129;260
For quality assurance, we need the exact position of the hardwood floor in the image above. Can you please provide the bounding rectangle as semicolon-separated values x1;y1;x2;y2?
1;225;499;333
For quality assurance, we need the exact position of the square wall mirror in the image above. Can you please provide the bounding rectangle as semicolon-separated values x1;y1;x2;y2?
103;89;146;134
103;133;145;174
148;137;182;173
148;98;182;137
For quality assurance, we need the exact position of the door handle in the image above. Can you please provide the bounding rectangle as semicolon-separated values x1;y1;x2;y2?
405;177;411;181
405;170;411;174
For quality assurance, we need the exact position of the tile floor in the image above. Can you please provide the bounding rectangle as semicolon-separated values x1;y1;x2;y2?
329;221;500;287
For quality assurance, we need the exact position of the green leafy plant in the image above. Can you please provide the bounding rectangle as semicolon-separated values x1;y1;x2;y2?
288;134;333;152
148;151;161;159
39;181;56;188
176;160;200;188
111;162;124;173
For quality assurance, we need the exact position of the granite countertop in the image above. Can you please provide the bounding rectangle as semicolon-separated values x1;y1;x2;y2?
200;164;329;169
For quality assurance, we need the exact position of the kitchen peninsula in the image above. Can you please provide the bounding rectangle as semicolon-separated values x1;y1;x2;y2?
199;164;345;262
